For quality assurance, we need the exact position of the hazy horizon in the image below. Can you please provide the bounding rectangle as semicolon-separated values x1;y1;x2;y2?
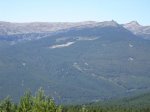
0;20;146;26
0;0;150;25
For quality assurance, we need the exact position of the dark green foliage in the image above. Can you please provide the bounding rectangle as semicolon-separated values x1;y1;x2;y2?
63;93;150;112
0;97;16;112
63;105;150;112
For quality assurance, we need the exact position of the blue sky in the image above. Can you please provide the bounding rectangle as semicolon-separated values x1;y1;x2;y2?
0;0;149;25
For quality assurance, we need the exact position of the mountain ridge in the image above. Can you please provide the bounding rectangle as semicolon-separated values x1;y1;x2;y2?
1;20;150;40
0;20;136;34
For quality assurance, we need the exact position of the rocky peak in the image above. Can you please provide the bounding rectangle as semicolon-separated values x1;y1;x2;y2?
124;21;141;28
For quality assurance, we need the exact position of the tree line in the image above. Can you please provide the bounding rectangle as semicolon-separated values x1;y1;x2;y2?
0;88;150;112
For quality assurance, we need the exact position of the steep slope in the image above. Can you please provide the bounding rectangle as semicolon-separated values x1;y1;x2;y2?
0;21;150;104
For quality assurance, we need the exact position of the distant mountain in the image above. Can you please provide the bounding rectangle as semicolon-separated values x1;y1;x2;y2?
123;21;150;39
0;20;121;41
1;20;150;40
0;20;150;104
0;21;98;35
0;20;119;34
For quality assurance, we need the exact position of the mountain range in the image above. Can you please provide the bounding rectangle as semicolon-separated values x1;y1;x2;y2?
1;20;150;40
0;20;150;104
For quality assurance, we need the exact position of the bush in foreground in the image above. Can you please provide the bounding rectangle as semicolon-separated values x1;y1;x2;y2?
0;88;62;112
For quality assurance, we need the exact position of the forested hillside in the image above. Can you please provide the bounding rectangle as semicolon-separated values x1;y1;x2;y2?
64;92;150;112
1;21;150;103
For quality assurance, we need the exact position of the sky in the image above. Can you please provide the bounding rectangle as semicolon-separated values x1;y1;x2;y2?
0;0;149;25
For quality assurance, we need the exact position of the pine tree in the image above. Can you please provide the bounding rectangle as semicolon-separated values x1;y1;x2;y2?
17;91;33;112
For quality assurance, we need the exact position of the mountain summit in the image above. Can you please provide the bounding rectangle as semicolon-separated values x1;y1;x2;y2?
123;21;150;39
126;21;141;26
99;20;119;27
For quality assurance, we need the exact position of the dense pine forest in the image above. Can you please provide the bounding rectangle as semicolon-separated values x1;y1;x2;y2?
0;89;150;112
